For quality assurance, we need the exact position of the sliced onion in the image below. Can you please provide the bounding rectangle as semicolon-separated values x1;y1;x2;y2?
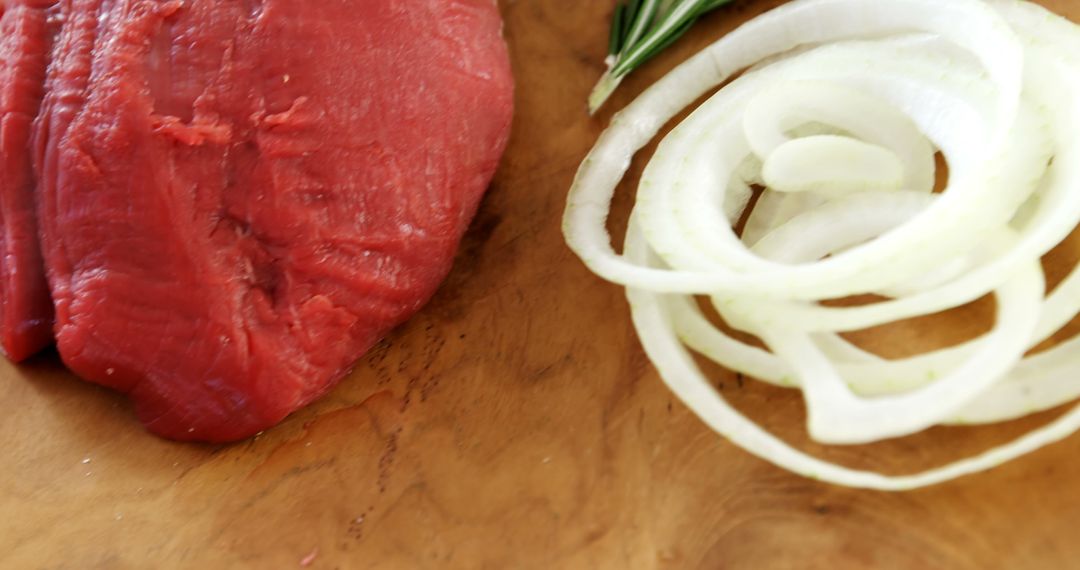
564;0;1080;489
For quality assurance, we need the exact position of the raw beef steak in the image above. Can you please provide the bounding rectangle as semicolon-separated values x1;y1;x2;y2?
34;0;513;441
0;1;54;361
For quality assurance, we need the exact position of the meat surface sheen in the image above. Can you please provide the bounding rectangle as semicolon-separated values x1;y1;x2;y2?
0;1;55;361
35;0;513;441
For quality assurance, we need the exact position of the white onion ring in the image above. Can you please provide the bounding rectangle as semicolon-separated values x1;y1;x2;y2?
563;0;1080;489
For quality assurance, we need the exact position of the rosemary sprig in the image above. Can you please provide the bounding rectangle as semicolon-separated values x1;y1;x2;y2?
589;0;734;114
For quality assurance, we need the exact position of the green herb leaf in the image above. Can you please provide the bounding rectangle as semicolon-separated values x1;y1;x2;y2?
588;0;734;114
608;2;626;55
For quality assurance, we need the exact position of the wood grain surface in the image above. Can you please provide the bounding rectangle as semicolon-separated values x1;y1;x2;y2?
6;1;1080;568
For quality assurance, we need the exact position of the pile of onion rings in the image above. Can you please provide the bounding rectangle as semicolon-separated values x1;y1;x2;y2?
564;0;1080;489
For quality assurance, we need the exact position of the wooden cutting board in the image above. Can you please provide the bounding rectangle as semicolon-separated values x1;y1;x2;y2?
6;1;1080;568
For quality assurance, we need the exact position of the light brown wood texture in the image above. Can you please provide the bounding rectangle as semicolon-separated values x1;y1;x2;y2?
6;1;1080;568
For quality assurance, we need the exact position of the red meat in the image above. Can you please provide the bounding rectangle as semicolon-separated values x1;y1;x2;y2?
34;0;513;441
0;1;54;361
